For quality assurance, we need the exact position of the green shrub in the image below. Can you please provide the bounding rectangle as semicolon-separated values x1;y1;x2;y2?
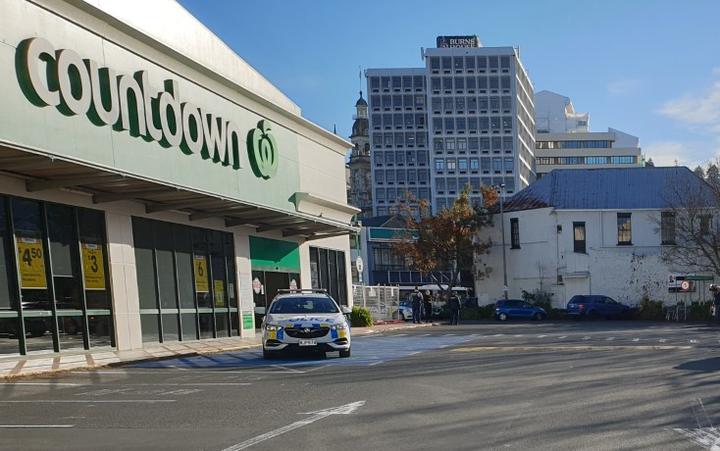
688;301;713;321
521;289;554;313
350;306;373;327
638;297;664;320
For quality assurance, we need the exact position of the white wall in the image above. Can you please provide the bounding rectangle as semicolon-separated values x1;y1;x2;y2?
475;207;712;308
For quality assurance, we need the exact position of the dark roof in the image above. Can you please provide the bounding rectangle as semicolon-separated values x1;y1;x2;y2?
351;117;368;138
504;167;713;212
355;91;367;107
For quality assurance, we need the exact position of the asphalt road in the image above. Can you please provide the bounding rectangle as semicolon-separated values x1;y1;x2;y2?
2;321;720;450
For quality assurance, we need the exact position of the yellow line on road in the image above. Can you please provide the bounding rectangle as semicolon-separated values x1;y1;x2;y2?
453;345;693;352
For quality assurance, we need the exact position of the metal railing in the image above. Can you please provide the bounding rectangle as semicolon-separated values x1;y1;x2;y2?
352;285;401;322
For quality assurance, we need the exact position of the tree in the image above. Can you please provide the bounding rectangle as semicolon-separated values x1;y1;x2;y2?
645;158;655;167
394;186;498;299
659;162;720;277
694;165;705;179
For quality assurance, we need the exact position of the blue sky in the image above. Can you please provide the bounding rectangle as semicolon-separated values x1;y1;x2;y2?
179;0;720;168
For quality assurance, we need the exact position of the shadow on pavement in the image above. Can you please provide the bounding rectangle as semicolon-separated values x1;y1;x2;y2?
675;357;720;372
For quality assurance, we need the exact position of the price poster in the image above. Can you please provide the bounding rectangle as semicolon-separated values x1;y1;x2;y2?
81;243;106;290
194;255;209;292
214;280;225;307
16;237;47;289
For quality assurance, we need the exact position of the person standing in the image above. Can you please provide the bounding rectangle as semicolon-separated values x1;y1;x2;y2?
423;290;433;323
713;285;720;322
449;291;461;326
411;287;422;324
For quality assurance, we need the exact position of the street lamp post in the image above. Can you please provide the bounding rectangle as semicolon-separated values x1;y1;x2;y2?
498;184;508;300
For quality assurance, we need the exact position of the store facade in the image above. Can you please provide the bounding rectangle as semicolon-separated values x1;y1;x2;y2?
0;0;357;355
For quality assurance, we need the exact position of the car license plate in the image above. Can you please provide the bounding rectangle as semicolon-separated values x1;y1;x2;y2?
299;339;316;347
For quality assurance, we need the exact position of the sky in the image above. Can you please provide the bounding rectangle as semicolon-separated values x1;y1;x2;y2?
179;0;720;169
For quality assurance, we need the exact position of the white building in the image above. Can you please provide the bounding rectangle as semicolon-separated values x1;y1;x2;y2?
0;0;357;356
367;35;535;216
475;167;713;309
534;90;643;178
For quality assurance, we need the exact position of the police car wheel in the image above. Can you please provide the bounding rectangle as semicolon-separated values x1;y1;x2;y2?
339;348;351;358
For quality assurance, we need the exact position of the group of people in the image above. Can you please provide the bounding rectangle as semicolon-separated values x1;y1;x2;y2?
410;287;462;325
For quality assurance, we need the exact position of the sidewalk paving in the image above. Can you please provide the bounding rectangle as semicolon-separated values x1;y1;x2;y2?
0;321;433;380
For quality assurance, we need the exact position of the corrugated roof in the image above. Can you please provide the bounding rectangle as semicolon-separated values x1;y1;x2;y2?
504;167;714;212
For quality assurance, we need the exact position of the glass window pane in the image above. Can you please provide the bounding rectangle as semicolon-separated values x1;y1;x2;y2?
174;225;195;309
141;314;159;343
161;313;179;341
215;312;228;338
133;218;158;310
181;313;198;340
57;314;84;350
199;313;214;339
0;316;20;355
155;222;178;310
88;314;112;348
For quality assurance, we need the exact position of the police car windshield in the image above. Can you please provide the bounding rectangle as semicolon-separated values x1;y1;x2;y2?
269;296;339;314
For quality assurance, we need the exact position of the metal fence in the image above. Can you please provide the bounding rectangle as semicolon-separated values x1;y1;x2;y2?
352;285;401;321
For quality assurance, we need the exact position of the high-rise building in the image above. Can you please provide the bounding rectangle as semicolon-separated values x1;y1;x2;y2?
366;36;536;215
534;90;644;178
347;92;373;219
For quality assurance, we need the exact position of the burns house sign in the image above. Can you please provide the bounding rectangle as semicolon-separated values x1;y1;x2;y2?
15;37;278;179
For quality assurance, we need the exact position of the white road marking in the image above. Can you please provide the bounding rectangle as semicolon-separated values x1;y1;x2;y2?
659;339;667;343
673;428;720;450
537;335;547;338
690;339;698;344
493;334;504;337
0;400;176;403
514;335;523;338
632;338;640;342
419;333;430;336
444;333;456;336
557;336;567;339
606;337;615;341
582;336;591;341
0;425;75;428
368;361;384;366
408;351;421;355
221;401;365;451
394;334;407;337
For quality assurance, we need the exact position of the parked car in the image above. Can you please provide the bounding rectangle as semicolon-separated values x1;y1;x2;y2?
566;295;631;319
393;300;413;321
495;299;547;321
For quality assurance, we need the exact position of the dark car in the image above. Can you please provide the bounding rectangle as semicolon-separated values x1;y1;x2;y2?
495;299;546;321
566;295;630;319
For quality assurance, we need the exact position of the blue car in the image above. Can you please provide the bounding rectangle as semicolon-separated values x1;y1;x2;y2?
566;295;630;319
495;300;547;321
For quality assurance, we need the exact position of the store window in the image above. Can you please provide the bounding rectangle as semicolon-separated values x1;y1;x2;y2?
310;247;348;305
0;196;112;355
133;218;238;343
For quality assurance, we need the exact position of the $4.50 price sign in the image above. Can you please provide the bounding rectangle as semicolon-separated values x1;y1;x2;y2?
16;237;47;289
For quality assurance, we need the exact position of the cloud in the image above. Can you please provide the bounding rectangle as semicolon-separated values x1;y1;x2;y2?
644;140;720;168
658;79;720;133
607;79;642;95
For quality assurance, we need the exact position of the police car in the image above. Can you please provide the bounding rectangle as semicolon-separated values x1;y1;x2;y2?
257;289;352;359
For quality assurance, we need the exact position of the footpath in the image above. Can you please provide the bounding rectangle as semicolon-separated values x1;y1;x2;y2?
0;321;433;380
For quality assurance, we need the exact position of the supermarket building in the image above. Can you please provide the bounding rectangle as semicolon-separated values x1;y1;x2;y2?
0;0;357;356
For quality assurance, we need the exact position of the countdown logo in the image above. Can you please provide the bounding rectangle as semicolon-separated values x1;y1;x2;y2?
247;120;279;179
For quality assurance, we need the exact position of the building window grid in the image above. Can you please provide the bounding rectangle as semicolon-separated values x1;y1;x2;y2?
510;218;520;249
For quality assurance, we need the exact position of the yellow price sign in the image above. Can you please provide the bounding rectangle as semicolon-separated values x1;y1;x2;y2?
214;280;225;307
16;237;47;289
81;243;106;290
194;255;209;292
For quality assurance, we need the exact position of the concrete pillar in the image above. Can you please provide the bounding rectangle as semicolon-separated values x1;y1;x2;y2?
105;212;143;351
234;233;255;338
